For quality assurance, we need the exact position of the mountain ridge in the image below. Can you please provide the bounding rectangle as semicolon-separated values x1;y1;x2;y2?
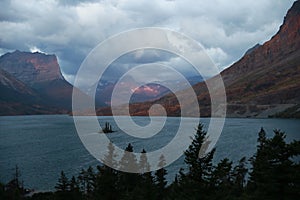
99;0;300;118
1;1;299;117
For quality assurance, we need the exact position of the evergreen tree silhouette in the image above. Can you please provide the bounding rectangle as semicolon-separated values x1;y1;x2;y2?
135;149;156;200
210;158;233;198
176;123;215;199
231;157;248;197
69;176;82;200
95;142;119;199
118;143;140;199
5;165;24;199
55;171;70;199
119;143;138;172
248;128;300;199
155;154;167;200
139;148;151;173
55;171;69;192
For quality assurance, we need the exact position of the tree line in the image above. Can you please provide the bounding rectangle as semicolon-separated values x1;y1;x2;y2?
1;124;299;199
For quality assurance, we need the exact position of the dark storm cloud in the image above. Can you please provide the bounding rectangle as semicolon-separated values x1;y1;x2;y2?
93;50;177;82
100;49;203;84
0;0;295;84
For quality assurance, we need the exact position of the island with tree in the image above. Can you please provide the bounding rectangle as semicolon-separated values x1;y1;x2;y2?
100;122;115;133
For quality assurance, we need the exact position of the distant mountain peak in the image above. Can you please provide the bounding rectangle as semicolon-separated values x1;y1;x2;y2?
0;50;64;86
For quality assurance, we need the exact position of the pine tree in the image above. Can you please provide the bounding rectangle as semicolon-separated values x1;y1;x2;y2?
78;166;96;196
86;166;96;194
102;142;118;169
77;168;87;194
167;174;180;200
139;149;151;173
55;171;69;192
95;142;119;200
133;149;156;200
69;176;82;200
118;143;140;199
178;123;216;199
211;158;232;186
155;154;167;200
5;165;24;200
54;170;71;200
231;157;248;197
184;123;215;184
69;176;79;192
210;158;233;199
119;143;138;172
248;128;300;199
77;167;96;198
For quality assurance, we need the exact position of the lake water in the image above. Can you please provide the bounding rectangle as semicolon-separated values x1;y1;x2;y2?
0;115;299;191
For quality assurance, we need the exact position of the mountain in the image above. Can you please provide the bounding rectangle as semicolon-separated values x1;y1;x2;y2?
0;50;63;86
106;1;300;118
0;50;204;115
0;68;64;115
2;2;299;117
95;75;204;106
0;68;39;115
220;0;300;117
0;68;37;98
0;51;78;115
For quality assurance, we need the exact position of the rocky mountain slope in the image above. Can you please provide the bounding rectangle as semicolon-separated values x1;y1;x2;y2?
102;0;300;118
0;50;63;86
219;0;300;117
0;51;74;115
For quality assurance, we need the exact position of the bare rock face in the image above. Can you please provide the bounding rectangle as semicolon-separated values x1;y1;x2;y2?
0;50;63;87
0;51;76;114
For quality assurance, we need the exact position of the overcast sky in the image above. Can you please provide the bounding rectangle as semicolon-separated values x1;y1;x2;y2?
0;0;295;83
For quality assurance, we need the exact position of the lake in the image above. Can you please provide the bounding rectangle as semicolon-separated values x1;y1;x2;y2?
0;115;299;191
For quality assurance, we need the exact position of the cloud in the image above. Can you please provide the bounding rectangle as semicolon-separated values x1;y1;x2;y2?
29;46;46;54
0;0;295;84
206;47;229;71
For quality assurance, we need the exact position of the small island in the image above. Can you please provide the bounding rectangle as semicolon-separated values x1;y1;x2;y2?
100;122;115;133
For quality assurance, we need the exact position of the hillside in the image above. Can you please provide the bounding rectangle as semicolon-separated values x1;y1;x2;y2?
102;1;300;118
